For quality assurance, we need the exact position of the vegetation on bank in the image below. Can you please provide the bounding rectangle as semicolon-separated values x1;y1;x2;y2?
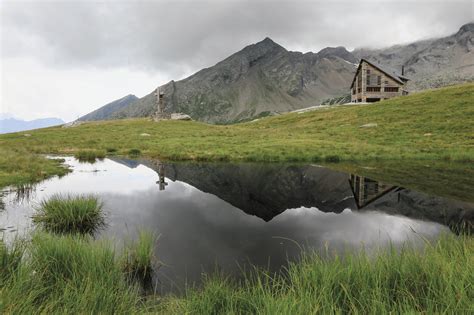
0;233;145;314
0;84;472;188
0;148;69;189
1;195;156;313
32;194;105;234
74;150;106;163
159;235;474;314
1;231;473;314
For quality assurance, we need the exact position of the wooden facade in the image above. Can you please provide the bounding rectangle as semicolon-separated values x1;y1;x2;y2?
350;59;409;103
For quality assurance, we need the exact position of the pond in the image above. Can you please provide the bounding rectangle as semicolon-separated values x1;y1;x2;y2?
1;157;473;294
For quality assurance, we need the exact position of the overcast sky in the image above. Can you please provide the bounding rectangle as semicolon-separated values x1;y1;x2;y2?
1;0;472;122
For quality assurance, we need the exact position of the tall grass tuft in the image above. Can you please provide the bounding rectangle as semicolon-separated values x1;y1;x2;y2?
0;238;25;283
74;150;105;163
121;230;156;282
128;148;141;157
0;232;144;313
33;194;105;234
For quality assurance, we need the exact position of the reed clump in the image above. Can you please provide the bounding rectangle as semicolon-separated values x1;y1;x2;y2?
0;233;144;313
33;194;105;234
122;230;156;282
74;150;106;163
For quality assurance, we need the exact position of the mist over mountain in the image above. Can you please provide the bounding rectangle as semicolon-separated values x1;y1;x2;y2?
81;23;473;124
0;117;64;134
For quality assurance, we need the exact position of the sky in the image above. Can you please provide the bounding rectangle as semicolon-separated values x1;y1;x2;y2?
1;0;472;122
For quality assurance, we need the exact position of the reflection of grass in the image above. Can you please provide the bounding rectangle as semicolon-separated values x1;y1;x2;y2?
74;150;106;163
33;194;104;234
331;160;474;203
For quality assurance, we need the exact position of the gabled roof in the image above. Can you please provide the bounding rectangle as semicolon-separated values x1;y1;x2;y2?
350;59;409;88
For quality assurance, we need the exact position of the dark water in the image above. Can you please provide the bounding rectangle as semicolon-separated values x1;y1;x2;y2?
1;157;473;294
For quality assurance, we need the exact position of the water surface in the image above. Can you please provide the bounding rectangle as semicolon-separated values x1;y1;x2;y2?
1;157;473;294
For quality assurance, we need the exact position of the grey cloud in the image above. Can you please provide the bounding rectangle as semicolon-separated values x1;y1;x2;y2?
1;0;472;79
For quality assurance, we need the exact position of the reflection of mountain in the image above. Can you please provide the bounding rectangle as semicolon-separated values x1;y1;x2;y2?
158;162;354;221
349;174;473;233
112;158;474;232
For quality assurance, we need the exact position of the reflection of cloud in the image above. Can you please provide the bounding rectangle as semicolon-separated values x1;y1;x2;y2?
0;157;450;293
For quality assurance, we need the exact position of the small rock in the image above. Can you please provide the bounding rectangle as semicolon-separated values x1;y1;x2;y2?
359;123;378;128
62;121;84;128
23;133;31;137
424;133;432;136
140;133;151;137
171;113;192;120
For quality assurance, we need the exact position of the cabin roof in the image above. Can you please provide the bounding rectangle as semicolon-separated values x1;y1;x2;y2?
350;59;409;88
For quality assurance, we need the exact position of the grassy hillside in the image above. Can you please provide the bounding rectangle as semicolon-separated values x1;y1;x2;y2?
0;84;472;188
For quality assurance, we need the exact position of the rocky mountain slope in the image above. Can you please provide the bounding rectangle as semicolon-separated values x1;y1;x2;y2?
77;94;138;121
354;23;474;90
110;39;356;123
82;23;473;123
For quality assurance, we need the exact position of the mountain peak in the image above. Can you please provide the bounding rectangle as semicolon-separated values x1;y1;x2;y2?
458;22;474;34
253;36;284;50
318;46;357;63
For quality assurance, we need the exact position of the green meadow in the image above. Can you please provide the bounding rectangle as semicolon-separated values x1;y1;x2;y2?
0;83;473;188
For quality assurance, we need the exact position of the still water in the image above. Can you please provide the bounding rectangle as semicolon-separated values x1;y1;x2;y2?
1;157;473;293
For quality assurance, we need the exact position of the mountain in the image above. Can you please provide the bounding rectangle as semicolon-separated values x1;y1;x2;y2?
353;22;474;90
77;94;138;121
0;117;64;134
108;39;356;123
81;23;473;123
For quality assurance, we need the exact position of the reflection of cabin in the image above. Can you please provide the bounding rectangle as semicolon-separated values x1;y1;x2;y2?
350;59;409;103
349;174;399;209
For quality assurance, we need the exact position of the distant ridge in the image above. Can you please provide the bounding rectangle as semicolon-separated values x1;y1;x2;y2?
0;117;64;134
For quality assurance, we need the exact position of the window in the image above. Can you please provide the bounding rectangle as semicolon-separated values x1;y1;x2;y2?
377;76;381;85
366;75;370;86
366;69;370;75
384;87;399;92
366;87;381;92
384;80;389;84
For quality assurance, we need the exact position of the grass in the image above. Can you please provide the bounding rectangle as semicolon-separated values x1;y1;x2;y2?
74;149;106;163
0;148;69;189
1;232;472;313
0;232;145;314
32;194;105;234
156;234;474;314
0;84;473;188
122;230;156;282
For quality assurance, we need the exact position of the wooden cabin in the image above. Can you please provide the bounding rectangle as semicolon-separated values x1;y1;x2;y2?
350;59;409;103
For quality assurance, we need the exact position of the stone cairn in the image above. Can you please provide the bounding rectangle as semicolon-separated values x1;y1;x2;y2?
152;87;192;121
153;88;171;121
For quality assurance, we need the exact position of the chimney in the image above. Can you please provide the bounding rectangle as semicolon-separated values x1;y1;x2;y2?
402;66;405;76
